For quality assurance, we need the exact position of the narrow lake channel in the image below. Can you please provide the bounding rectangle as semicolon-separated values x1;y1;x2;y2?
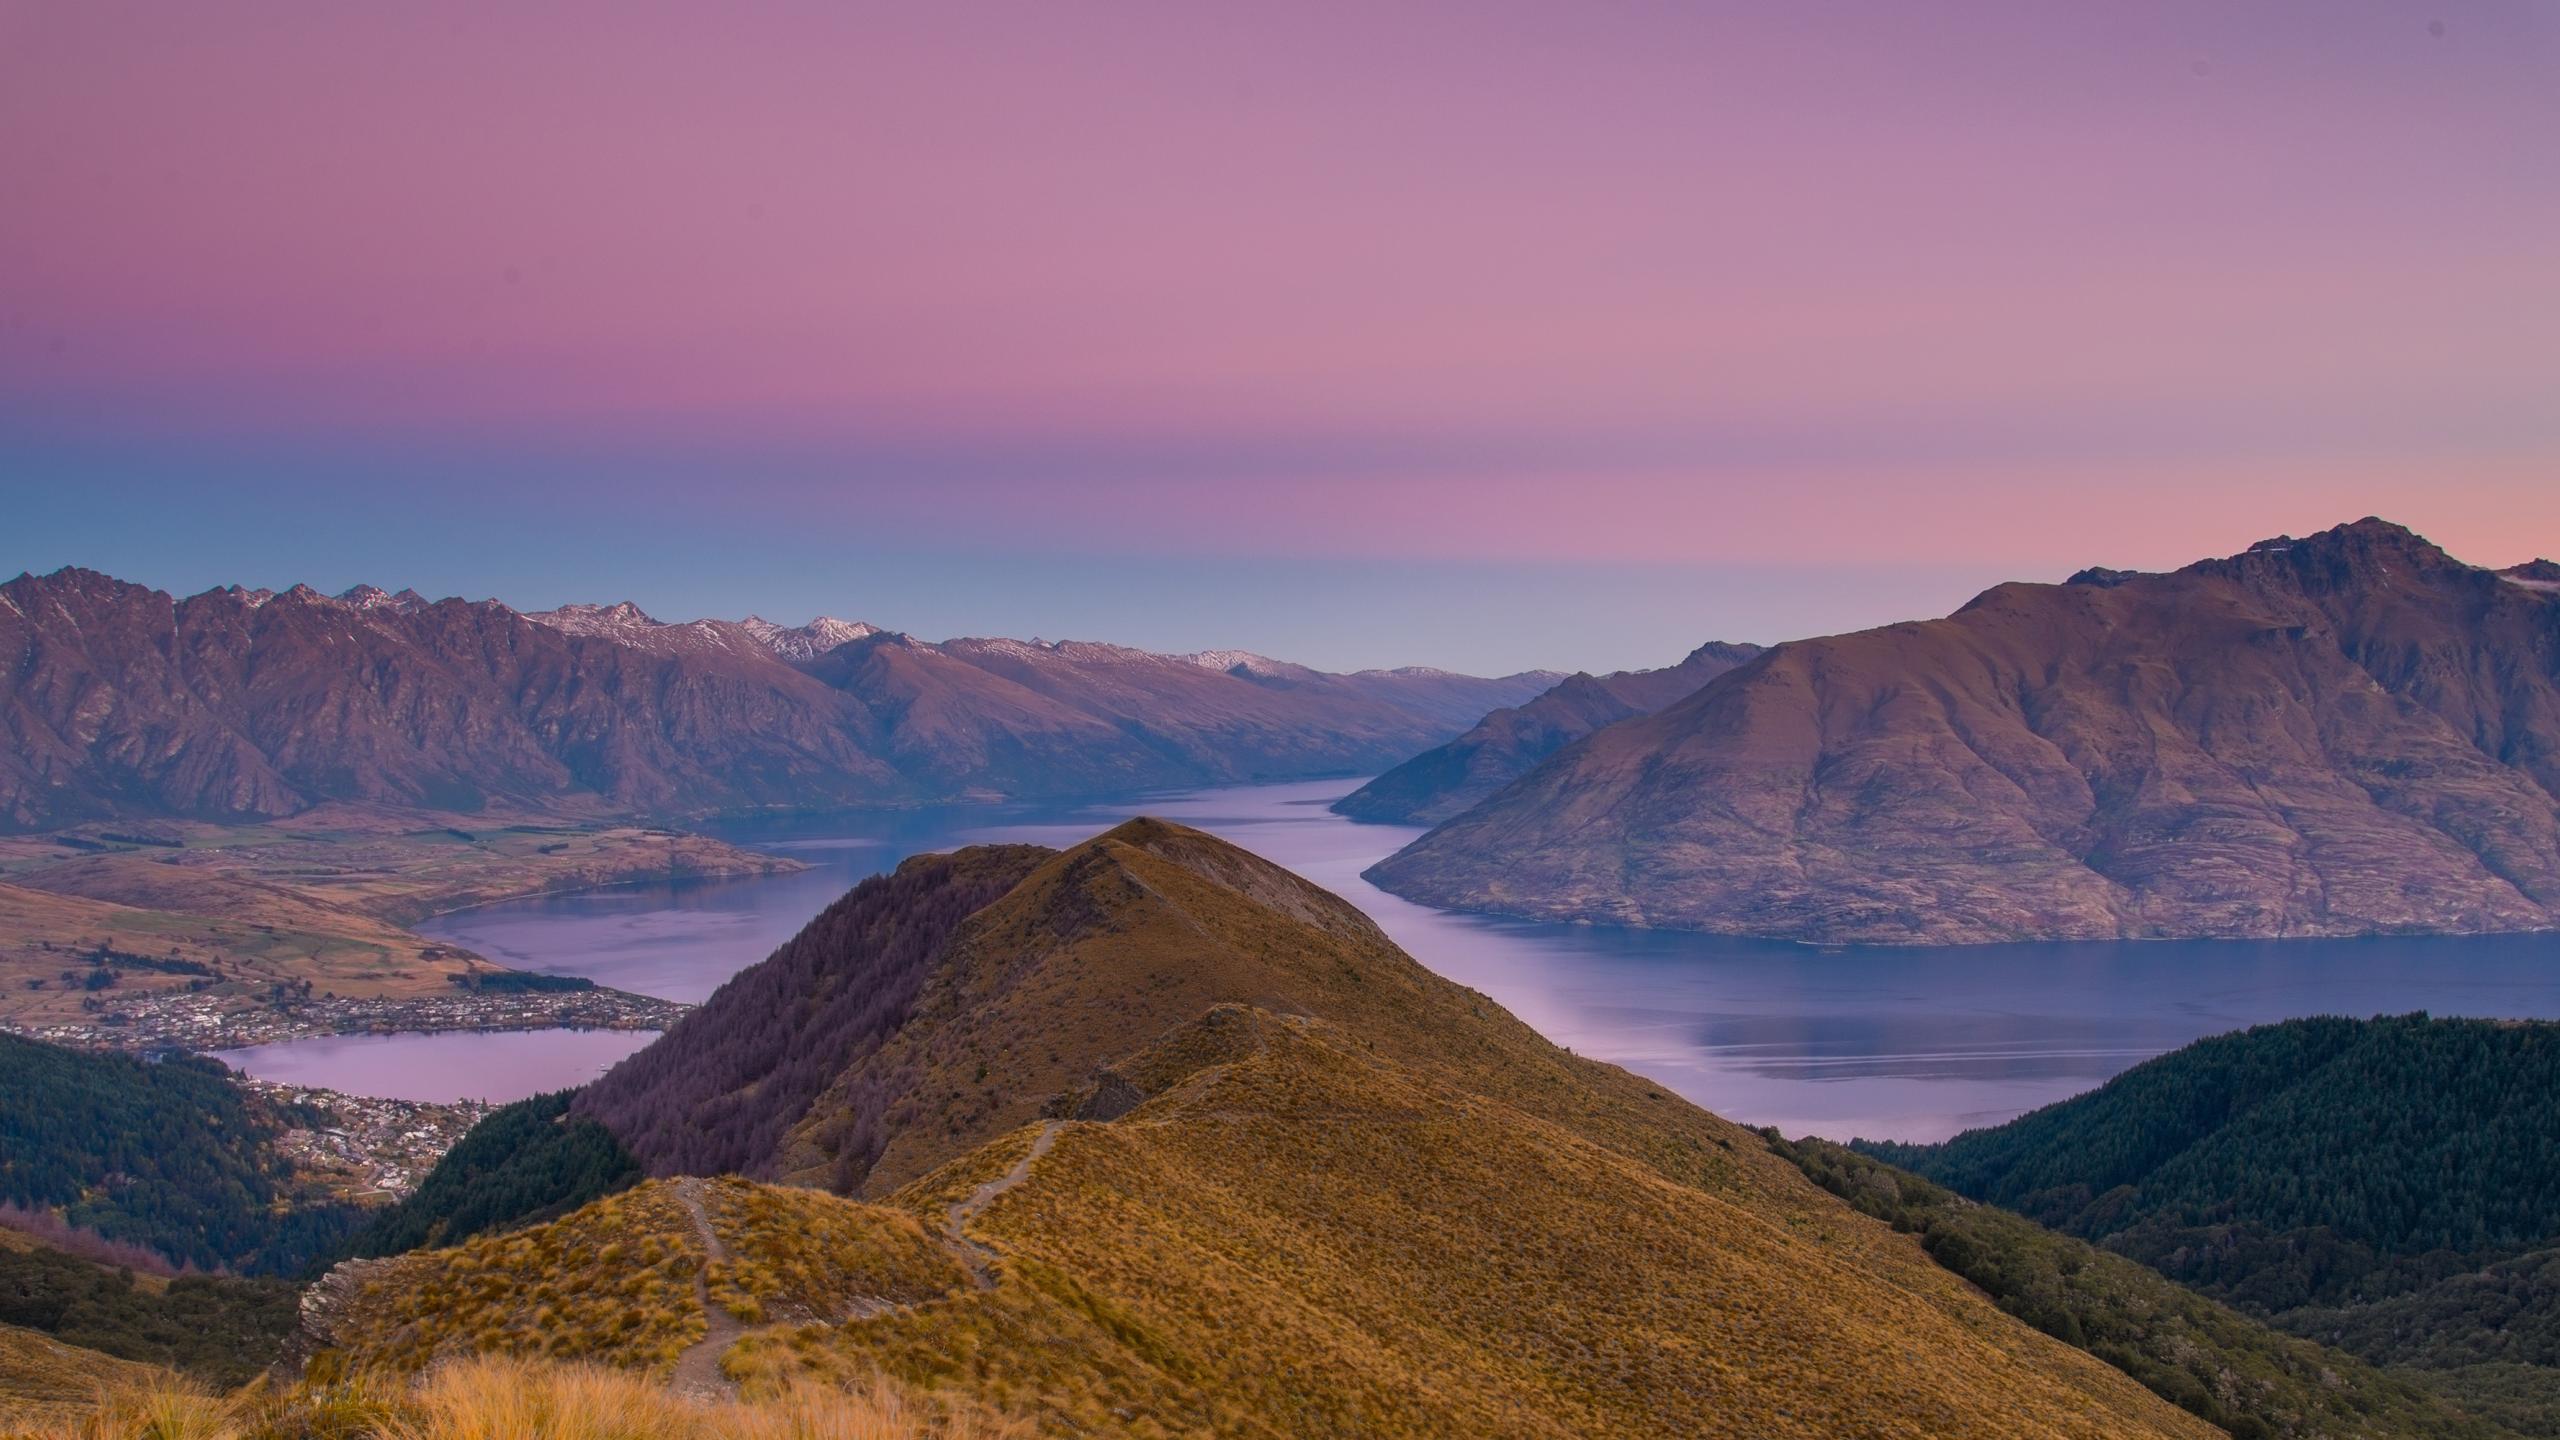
217;777;2560;1142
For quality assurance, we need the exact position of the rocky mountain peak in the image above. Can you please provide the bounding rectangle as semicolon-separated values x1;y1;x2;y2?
524;600;662;636
739;614;884;661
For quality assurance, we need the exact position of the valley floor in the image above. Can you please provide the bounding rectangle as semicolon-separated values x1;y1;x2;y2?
0;806;794;1051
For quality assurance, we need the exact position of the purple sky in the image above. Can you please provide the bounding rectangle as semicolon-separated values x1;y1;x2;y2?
3;2;2553;672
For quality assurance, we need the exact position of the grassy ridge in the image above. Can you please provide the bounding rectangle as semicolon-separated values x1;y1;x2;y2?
315;1185;709;1379
291;826;2516;1438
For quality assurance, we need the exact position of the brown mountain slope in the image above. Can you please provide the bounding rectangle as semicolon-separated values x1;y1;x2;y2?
574;843;1057;1182
585;815;1829;1200
0;569;1552;831
1370;519;2560;943
1334;639;1763;824
316;823;2255;1438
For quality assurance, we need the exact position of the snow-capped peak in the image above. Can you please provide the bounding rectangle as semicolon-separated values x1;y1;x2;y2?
741;614;883;661
336;584;430;612
526;601;662;636
1178;648;1304;678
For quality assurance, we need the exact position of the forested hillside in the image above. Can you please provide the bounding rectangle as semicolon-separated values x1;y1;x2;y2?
1862;1015;2560;1285
1864;1015;2560;1435
345;1090;639;1259
1769;1134;2508;1439
0;1231;294;1388
572;845;1051;1182
0;1034;362;1273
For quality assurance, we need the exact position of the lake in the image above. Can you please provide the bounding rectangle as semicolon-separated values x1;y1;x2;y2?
216;777;2560;1141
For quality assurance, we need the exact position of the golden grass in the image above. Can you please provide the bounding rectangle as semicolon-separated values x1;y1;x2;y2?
315;1187;706;1379
3;1371;243;1440
0;1323;173;1431
6;1355;1027;1440
697;1180;966;1328
737;1013;2225;1439
297;825;2246;1438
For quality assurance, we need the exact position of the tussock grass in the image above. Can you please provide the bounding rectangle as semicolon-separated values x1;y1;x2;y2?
6;1372;243;1440
697;1179;964;1327
317;1186;705;1379
307;825;2251;1437
10;1356;1026;1439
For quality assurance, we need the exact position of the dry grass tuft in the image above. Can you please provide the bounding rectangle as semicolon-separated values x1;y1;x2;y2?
7;1372;243;1440
317;1185;706;1379
9;1356;1026;1440
698;1179;965;1328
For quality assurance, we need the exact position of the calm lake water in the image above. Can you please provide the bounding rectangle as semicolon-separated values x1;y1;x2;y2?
216;777;2560;1141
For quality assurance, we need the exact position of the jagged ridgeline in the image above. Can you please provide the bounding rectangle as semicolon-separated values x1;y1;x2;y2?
0;568;1558;832
310;821;2502;1438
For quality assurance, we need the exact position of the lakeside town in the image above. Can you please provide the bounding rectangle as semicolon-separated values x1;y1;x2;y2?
0;984;689;1054
236;1077;497;1203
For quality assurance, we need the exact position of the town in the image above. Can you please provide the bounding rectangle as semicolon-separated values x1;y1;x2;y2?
234;1076;495;1202
1;984;689;1054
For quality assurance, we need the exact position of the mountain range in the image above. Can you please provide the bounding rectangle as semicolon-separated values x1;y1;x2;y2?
1369;519;2560;943
1332;640;1763;824
0;568;1556;832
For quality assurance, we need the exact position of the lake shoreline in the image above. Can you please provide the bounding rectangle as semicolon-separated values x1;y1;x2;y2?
228;777;2560;1141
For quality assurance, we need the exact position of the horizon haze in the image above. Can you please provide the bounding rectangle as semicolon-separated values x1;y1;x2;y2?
6;1;2555;671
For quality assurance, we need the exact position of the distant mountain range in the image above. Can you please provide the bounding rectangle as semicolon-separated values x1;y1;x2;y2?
1332;640;1763;825
1369;519;2560;943
0;569;1557;832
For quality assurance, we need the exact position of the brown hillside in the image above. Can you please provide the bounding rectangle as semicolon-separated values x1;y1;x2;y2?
329;1013;2230;1438
318;819;2239;1437
0;1322;167;1427
1334;640;1762;824
1371;518;2560;942
311;821;2505;1437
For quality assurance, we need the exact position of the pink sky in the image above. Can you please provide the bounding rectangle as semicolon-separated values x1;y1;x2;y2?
2;1;2553;665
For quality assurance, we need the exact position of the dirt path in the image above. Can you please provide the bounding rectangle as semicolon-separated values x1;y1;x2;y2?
944;1121;1061;1289
669;1177;744;1401
658;1121;1061;1391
